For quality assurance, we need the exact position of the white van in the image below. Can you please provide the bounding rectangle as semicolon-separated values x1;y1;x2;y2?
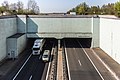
42;50;50;62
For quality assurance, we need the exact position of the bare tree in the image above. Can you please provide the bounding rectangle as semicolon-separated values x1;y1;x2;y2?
17;1;24;14
2;1;9;11
17;1;24;10
9;3;17;11
27;0;40;14
9;3;17;14
34;5;40;14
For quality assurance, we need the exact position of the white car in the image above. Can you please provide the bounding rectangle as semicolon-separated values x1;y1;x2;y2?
42;50;50;62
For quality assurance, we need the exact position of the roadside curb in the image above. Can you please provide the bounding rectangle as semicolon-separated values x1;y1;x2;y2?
45;46;55;80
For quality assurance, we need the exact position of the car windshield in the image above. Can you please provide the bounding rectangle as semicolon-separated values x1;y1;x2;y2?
43;55;48;58
33;48;39;50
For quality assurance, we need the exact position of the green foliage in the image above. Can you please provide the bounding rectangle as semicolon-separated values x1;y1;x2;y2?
0;0;39;15
74;2;89;15
114;2;120;17
77;2;89;15
101;3;115;15
68;2;119;17
90;6;101;14
0;6;5;13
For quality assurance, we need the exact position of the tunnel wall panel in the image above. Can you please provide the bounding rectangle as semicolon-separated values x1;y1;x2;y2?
0;17;17;61
100;18;120;64
27;17;92;33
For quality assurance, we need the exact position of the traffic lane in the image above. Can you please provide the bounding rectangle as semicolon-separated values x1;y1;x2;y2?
78;39;117;80
17;40;53;80
41;62;49;80
66;48;102;80
65;40;101;80
74;47;102;80
12;55;45;80
3;49;32;80
32;58;49;80
84;48;116;80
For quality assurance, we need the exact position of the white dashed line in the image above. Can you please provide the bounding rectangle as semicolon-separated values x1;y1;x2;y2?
78;60;82;66
29;75;32;80
77;41;105;80
39;55;42;60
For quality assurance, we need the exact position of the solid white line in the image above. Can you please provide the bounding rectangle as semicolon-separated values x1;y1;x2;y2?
91;49;120;80
13;54;32;80
64;41;71;80
39;55;42;60
29;75;32;80
77;41;105;80
78;60;82;66
45;45;54;80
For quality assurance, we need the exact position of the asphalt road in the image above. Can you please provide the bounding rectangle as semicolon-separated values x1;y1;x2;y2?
7;39;54;80
64;39;102;80
12;54;46;80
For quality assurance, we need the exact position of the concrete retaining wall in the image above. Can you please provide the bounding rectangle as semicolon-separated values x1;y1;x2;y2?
100;18;120;64
17;15;26;33
0;16;17;61
27;17;92;33
91;17;100;47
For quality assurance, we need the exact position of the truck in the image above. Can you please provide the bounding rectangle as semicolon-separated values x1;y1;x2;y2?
32;39;45;55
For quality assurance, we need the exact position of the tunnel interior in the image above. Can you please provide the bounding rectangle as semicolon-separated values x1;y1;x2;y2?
27;38;92;50
61;38;92;48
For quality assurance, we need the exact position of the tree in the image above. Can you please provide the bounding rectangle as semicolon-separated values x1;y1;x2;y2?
34;5;40;14
27;0;40;14
101;3;115;15
77;2;89;15
114;2;120;17
17;1;24;14
0;6;4;14
9;3;17;15
90;6;101;14
107;3;115;15
67;2;119;15
2;1;9;11
67;8;76;14
0;0;40;15
78;6;85;15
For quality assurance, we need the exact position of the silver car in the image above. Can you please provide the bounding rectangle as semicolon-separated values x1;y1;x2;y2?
42;50;50;62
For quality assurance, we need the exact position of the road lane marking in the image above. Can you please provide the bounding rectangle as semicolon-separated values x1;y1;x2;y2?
13;54;32;80
29;75;32;80
64;41;71;80
77;41;105;80
39;55;42;60
73;47;82;66
45;44;54;80
78;60;82;66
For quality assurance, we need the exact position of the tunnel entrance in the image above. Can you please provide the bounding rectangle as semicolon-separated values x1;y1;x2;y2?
27;38;92;49
62;38;92;48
